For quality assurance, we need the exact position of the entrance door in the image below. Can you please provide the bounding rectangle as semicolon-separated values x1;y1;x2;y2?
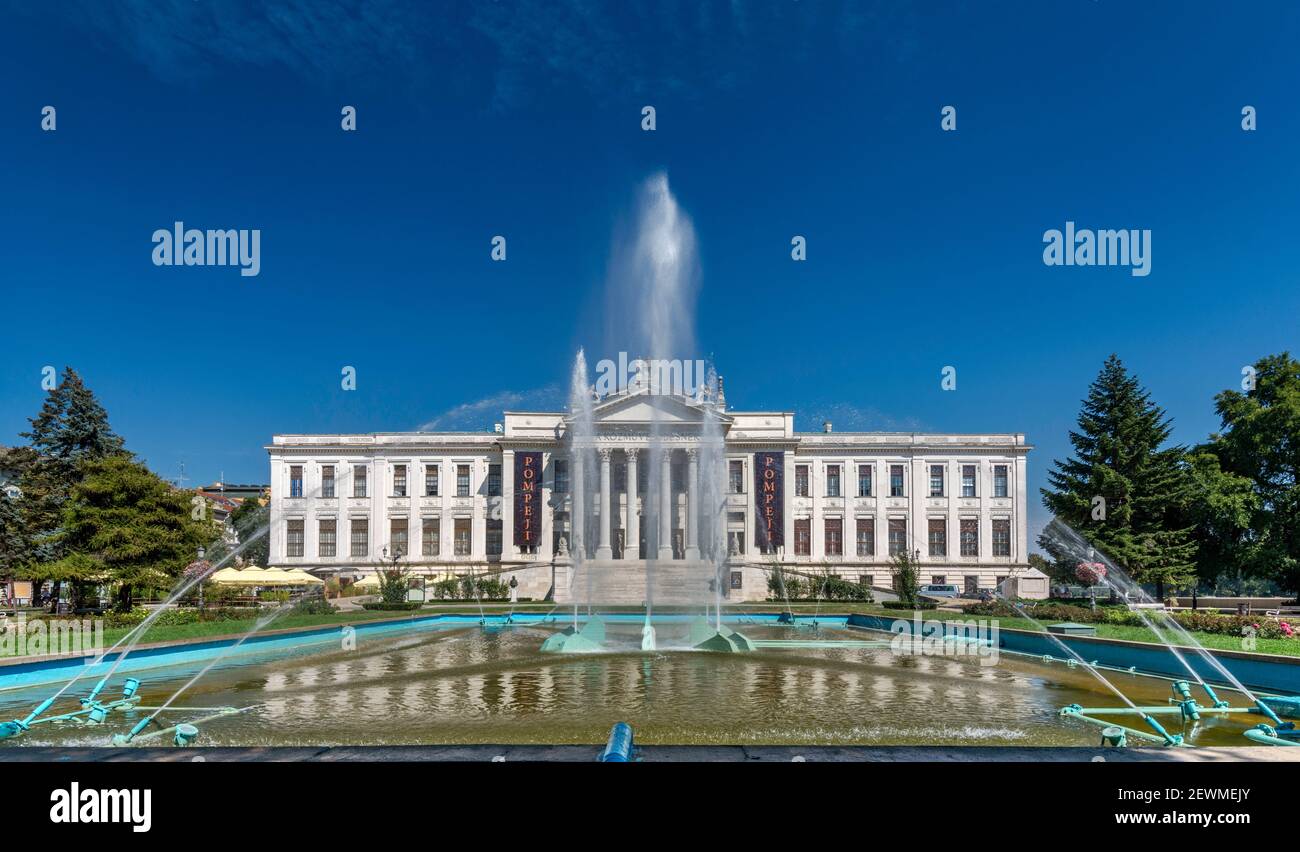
964;575;978;596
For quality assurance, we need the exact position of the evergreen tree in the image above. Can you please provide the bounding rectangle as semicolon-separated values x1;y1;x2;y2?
1040;355;1197;596
55;455;217;611
15;368;126;607
1208;352;1300;595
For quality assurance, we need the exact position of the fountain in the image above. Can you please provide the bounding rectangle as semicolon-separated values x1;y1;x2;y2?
1039;518;1299;747
0;521;269;742
538;174;751;655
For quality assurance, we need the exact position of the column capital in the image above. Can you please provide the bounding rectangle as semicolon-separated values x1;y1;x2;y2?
685;447;699;461
598;447;613;462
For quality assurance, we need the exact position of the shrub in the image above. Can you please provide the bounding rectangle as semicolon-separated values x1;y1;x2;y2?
881;601;937;611
360;601;422;611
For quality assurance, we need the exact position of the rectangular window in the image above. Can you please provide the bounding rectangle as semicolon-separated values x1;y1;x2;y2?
424;464;439;496
729;460;744;494
353;465;367;498
554;460;570;494
961;464;977;498
794;518;811;556
826;465;841;497
992;519;1011;556
890;465;905;497
856;518;875;557
487;464;502;497
318;519;336;557
486;519;502;556
931;574;947;586
350;519;368;558
993;465;1008;498
321;465;335;498
960;518;979;557
454;518;472;555
393;465;407;497
795;465;810;497
825;517;843;556
390;518;408;557
286;519;304;557
421;519;440;556
929;464;945;497
888;518;907;556
457;464;471;497
928;518;946;557
858;465;872;497
289;466;303;498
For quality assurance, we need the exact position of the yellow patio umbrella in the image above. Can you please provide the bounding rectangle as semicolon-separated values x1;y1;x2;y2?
250;567;307;586
352;573;381;589
210;566;270;586
282;568;324;585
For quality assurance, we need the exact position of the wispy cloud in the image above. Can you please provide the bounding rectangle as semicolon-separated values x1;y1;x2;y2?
27;1;917;108
795;401;927;433
418;385;563;431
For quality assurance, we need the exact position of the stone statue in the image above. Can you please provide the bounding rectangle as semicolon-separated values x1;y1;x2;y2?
556;536;569;556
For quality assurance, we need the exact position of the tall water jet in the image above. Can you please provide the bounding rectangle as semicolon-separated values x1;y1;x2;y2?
617;173;702;620
567;348;596;626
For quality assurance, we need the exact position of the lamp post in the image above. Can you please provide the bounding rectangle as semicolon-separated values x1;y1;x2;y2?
197;545;207;611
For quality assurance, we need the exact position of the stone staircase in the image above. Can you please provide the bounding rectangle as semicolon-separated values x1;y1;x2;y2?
554;559;717;606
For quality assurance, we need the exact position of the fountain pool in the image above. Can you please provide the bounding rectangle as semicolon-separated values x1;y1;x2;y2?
0;614;1279;748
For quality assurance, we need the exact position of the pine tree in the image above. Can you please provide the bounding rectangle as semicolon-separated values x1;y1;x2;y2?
16;368;126;607
1041;355;1197;596
57;455;217;611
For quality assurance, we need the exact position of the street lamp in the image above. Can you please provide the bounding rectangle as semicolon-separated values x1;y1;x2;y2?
197;544;207;611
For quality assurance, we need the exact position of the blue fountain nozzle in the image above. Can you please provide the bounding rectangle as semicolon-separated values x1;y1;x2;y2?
1255;699;1286;727
1172;680;1193;701
1100;725;1127;748
173;724;199;747
1060;704;1083;716
20;697;56;727
599;722;635;763
1177;699;1200;722
122;678;140;700
120;716;152;744
86;703;109;725
1142;714;1183;747
0;720;25;740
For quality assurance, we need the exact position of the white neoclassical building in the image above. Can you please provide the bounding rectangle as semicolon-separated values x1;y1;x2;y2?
267;384;1039;602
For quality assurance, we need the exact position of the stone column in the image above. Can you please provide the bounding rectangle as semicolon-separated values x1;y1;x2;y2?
596;448;613;560
625;449;640;560
658;449;674;561
571;451;585;559
685;448;700;560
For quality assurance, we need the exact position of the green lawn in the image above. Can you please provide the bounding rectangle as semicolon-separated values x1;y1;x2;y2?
832;605;1300;658
98;609;415;647
37;599;1300;659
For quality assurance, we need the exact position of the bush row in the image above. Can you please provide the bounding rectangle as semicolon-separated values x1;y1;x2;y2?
961;600;1297;639
766;573;874;602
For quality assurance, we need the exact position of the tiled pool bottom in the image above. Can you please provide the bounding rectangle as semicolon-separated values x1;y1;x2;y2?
0;616;1269;748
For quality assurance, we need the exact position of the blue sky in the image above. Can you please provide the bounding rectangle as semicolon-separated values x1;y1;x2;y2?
2;2;1298;549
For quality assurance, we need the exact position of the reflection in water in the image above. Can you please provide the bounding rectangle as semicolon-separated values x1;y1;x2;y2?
0;622;1257;747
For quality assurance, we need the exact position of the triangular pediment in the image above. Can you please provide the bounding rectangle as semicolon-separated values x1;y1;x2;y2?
575;389;731;427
